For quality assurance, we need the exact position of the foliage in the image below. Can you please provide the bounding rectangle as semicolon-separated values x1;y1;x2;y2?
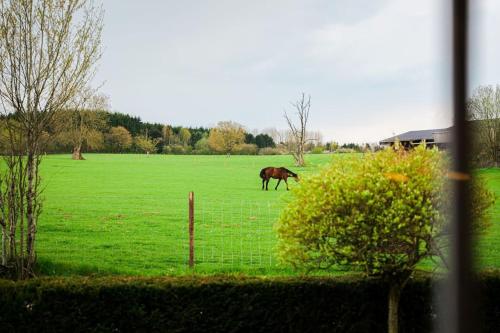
163;144;192;154
188;127;210;147
106;126;132;152
0;274;445;333
245;132;255;144
325;141;339;151
178;128;192;146
258;147;283;155
0;119;26;154
134;135;159;154
340;142;363;152
1;272;499;332
276;146;495;333
232;143;258;155
142;123;163;140
44;111;284;155
208;121;245;154
467;85;500;167
53;108;108;158
255;133;276;148
193;136;212;154
278;147;495;272
311;146;324;154
108;112;143;136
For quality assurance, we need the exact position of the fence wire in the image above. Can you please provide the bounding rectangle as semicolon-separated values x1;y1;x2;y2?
194;199;280;269
37;196;283;275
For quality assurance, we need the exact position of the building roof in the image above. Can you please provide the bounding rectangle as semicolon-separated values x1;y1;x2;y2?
380;128;451;144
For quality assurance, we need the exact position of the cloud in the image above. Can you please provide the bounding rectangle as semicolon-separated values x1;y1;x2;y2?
96;0;496;144
470;0;500;89
305;0;444;81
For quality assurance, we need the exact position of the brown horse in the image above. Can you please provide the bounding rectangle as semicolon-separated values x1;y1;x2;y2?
260;167;299;191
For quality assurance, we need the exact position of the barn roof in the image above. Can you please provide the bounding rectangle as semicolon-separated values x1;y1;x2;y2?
380;128;451;144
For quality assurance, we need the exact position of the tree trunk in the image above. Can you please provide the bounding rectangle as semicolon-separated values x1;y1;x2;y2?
72;145;84;160
8;172;16;262
388;283;402;333
294;144;305;167
1;225;6;266
26;150;35;277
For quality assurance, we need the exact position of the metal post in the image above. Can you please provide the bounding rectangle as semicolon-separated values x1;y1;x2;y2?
189;191;194;268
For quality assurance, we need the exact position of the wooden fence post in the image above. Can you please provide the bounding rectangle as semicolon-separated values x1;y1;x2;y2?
189;191;194;268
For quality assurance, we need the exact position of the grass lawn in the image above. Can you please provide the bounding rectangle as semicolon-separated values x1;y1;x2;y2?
476;168;500;269
37;153;337;276
35;153;500;276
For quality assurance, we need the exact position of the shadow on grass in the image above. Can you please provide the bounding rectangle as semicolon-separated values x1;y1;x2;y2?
35;259;297;277
36;258;123;277
35;257;358;277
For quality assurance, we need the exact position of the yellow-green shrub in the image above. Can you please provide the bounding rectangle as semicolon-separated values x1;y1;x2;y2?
276;145;494;332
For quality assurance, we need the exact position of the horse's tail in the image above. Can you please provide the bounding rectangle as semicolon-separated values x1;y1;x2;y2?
281;167;298;178
260;167;268;179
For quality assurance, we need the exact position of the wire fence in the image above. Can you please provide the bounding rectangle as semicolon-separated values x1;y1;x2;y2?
194;198;280;269
37;194;284;275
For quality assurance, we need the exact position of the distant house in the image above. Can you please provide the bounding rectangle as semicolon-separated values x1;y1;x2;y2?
380;127;451;149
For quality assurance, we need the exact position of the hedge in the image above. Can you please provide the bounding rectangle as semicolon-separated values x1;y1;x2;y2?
0;273;499;332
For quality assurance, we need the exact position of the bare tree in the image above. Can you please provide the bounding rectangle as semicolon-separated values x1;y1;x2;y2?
284;93;311;167
307;130;324;146
467;85;500;167
0;0;103;278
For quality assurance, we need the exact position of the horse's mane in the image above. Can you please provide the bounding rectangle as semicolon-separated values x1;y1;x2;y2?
280;167;298;177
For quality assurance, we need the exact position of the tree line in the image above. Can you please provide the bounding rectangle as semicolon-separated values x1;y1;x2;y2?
36;108;281;158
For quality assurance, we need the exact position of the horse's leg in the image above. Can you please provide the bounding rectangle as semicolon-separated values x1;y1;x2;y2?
266;179;270;191
285;178;289;190
275;179;281;190
262;177;265;190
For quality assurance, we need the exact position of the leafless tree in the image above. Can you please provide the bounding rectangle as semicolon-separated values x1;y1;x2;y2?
467;85;500;167
284;93;311;166
0;0;103;278
307;131;323;146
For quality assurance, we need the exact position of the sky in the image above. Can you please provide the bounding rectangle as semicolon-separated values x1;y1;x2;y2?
93;0;500;144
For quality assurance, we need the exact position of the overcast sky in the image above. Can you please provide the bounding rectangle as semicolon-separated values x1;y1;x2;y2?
93;0;500;144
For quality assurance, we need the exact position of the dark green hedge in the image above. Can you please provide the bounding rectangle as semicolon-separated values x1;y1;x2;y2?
0;273;498;332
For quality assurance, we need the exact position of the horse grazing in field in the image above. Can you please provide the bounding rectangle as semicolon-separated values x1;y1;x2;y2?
260;167;299;191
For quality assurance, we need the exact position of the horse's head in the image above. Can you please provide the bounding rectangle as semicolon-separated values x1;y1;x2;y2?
293;174;300;182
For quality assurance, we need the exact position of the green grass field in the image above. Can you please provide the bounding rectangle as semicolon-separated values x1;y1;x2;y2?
35;153;500;276
37;153;337;276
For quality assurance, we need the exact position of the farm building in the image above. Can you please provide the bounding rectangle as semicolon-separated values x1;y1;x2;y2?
380;127;452;149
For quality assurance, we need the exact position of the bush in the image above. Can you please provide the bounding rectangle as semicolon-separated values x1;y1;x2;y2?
0;275;434;332
2;273;500;332
232;143;258;155
311;146;324;154
335;148;356;153
193;137;213;154
258;147;282;155
163;144;192;155
276;145;494;332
